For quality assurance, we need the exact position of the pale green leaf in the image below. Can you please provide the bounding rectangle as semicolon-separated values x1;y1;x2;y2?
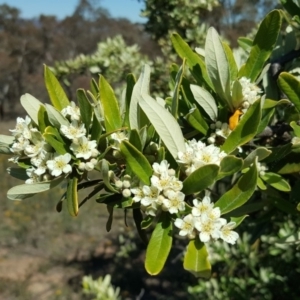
205;27;231;109
190;84;218;121
183;239;211;278
20;93;45;124
7;176;65;200
139;93;186;159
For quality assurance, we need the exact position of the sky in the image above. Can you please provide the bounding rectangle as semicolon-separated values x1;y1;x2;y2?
1;0;145;23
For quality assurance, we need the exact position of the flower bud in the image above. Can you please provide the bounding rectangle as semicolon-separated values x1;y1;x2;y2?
122;188;131;198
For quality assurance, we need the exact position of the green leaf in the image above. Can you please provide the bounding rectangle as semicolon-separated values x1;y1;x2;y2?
171;33;213;90
0;135;14;154
223;42;238;82
44;65;69;110
260;172;291;192
231;80;244;109
182;164;219;195
221;99;262;154
129;129;142;151
205;27;231;109
237;37;253;52
190;84;218;121
7;168;28;181
278;72;300;112
270;152;300;174
141;215;154;229
217;156;243;180
185;106;209;135
243;147;272;169
99;75;122;133
230;215;248;228
45;104;69;128
7;176;64;200
77;89;93;132
215;161;258;214
239;10;282;81
20;93;45;125
37;105;51;133
291;121;300;137
43;133;68;155
124;73;136;128
145;213;173;275
100;159;119;193
171;60;185;119
120;140;152;185
183;238;211;278
66;176;79;217
139;93;186;159
129;65;151;130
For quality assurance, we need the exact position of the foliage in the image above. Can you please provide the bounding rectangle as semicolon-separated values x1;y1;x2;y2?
1;4;300;288
82;274;121;300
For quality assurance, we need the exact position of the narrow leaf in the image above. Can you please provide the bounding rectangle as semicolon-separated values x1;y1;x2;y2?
139;94;186;159
171;33;213;90
20;93;44;125
190;84;218;121
99;75;122;132
77;89;93;132
145;213;173;275
205;27;231;109
67;176;79;217
44;65;69;110
120;140;152;185
278;72;300;112
7;176;64;200
215;161;258;214
239;10;282;81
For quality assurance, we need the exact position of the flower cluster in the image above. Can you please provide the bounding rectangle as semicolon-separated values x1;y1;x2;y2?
208;121;232;144
174;196;239;244
239;76;262;107
8;102;99;184
131;160;185;216
177;139;227;176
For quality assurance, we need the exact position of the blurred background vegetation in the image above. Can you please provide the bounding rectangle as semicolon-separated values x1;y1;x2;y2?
1;0;300;299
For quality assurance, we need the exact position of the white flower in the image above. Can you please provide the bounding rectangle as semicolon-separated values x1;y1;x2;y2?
141;185;159;207
257;162;268;176
215;123;232;139
61;101;81;121
192;196;214;217
60;121;86;140
10;136;30;154
70;136;99;160
111;131;128;148
131;186;145;203
239;77;261;105
10;116;32;139
162;190;185;214
151;174;172;192
152;160;169;176
219;222;239;244
25;167;40;184
194;144;226;167
31;153;51;176
174;214;195;237
195;214;226;243
46;153;72;177
292;136;300;145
